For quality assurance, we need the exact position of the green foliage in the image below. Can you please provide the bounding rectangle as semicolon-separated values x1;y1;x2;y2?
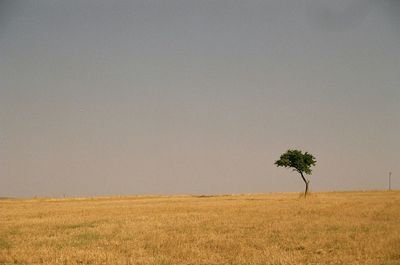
275;149;316;175
275;149;316;196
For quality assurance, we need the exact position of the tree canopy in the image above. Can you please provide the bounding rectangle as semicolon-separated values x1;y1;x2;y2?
275;149;316;196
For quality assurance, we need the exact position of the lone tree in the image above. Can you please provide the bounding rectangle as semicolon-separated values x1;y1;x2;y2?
275;149;316;197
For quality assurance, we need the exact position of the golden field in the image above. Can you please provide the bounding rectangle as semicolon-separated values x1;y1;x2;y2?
0;191;399;265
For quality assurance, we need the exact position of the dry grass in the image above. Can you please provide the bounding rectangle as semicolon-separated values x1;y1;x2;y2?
1;191;399;265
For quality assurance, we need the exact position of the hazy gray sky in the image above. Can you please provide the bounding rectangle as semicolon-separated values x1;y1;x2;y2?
1;0;399;197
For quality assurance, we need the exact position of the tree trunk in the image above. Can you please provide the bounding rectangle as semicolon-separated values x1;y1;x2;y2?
299;172;310;197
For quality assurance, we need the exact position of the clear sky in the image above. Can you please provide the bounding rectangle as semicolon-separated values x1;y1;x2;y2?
1;0;399;198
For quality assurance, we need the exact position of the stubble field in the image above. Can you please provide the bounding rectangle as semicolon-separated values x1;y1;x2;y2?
0;191;399;265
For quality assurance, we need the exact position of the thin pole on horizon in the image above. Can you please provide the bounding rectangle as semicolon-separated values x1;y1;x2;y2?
389;172;392;191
